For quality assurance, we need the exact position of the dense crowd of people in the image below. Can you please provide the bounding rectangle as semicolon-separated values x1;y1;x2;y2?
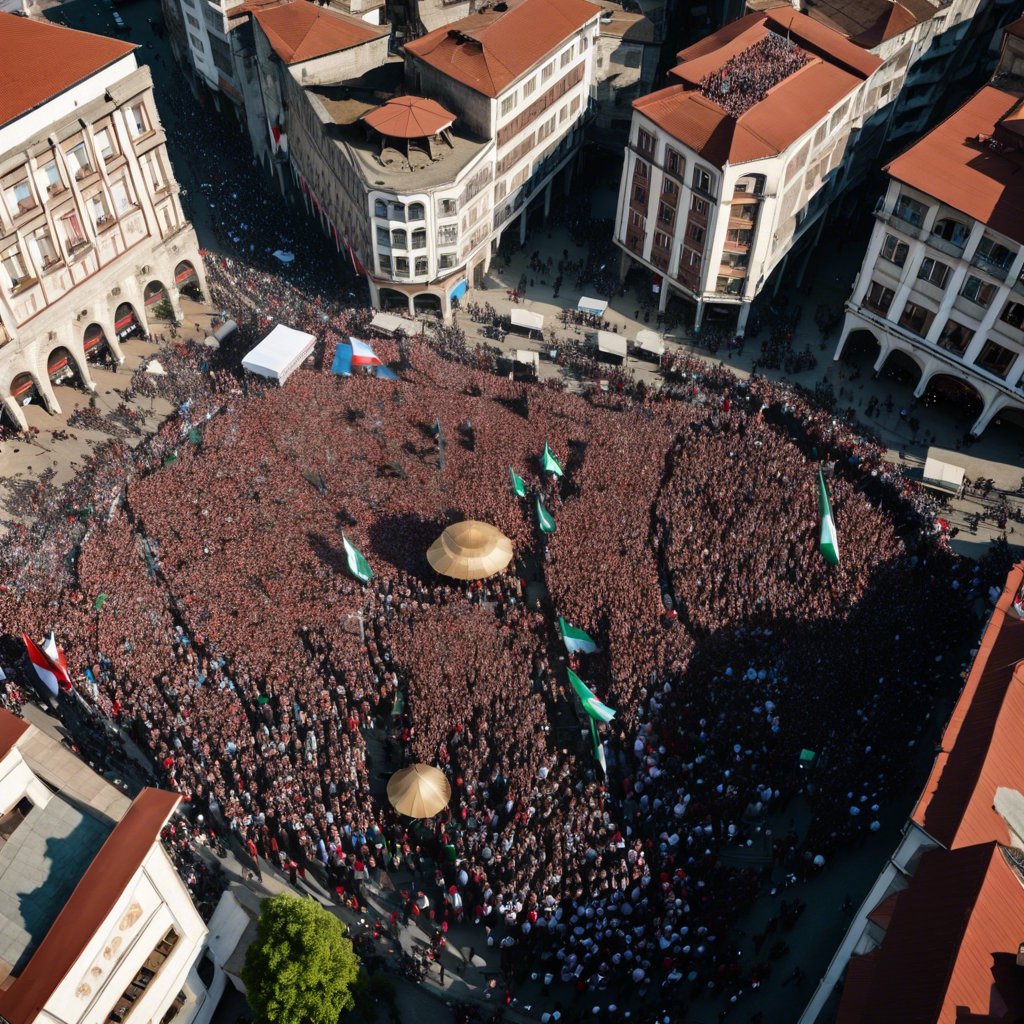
698;33;810;119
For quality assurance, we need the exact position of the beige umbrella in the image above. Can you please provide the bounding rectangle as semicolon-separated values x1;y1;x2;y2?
426;520;513;581
387;764;452;818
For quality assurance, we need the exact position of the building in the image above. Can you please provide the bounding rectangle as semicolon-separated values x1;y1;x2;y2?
799;565;1024;1023
0;14;205;431
833;84;1024;437
0;709;227;1024
613;10;884;331
242;0;602;317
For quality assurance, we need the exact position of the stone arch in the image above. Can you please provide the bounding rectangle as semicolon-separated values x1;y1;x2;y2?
84;323;109;360
46;346;89;389
412;292;442;316
9;368;59;416
114;301;144;342
379;288;410;313
878;347;925;388
920;373;985;422
839;327;883;364
174;259;202;300
10;371;39;403
144;279;168;308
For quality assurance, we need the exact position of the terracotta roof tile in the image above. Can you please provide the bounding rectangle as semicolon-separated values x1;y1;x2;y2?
253;0;386;64
362;95;455;138
0;788;180;1024
912;562;1024;848
747;0;929;46
0;13;135;129
886;87;1024;248
865;889;902;931
403;0;602;98
763;9;881;77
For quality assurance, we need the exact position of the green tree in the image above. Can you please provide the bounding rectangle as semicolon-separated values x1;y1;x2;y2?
242;894;360;1024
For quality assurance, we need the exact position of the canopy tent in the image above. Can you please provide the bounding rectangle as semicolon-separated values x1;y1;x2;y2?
427;520;513;580
370;311;411;335
594;330;627;361
922;452;966;495
577;296;608;316
510;308;544;333
387;764;451;818
514;349;540;371
634;329;665;357
241;324;316;384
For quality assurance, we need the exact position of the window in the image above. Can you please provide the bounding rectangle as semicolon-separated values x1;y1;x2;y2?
898;300;934;336
881;234;908;267
689;224;704;244
667;148;682;175
633;186;646;203
414;256;428;275
186;12;201;28
628;209;643;228
391;229;407;250
110;179;132;215
937;320;972;355
653;230;670;250
501;93;517;117
932;217;969;248
560;45;574;68
541;62;554;83
637;128;654;154
523;78;536;98
975;340;1016;378
690;196;707;216
439;198;457;216
91;194;111;228
127;102;150;139
975;236;1015;272
438;224;457;245
961;275;995;307
439;253;455;269
865;280;895;314
688;249;701;268
107;929;179;1024
693;167;712;194
31;227;60;270
559;105;568;123
394;257;409;277
376;226;389;247
189;33;205;51
657;202;674;226
2;249;27;287
374;199;388;218
893;194;927;228
1001;300;1024;329
634;160;649;180
411;228;427;249
917;257;950;288
68;142;92;178
61;209;86;250
408;202;425;221
42;160;63;194
662;179;677;197
8;181;33;217
379;254;392;272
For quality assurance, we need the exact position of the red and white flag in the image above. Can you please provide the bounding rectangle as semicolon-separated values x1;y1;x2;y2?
348;337;383;368
23;632;72;696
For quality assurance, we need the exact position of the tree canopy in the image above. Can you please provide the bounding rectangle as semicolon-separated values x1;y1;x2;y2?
242;893;360;1024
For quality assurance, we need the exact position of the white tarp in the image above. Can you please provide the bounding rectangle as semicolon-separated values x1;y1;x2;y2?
634;330;665;356
510;308;544;332
242;324;316;384
145;359;167;376
595;331;627;359
578;296;608;316
514;349;540;370
922;453;965;495
370;311;410;334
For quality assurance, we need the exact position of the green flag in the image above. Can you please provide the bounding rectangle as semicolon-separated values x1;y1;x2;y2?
342;533;373;583
541;442;563;477
559;616;598;654
93;593;108;612
536;498;556;534
817;469;840;566
510;466;527;499
589;717;607;775
567;668;616;723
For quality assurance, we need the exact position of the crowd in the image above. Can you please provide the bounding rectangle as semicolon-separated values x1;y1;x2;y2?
698;33;810;119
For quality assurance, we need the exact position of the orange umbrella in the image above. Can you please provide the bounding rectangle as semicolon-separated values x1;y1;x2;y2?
426;520;513;581
387;764;451;818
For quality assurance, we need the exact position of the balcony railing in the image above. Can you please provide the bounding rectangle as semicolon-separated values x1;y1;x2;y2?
40;254;64;273
9;276;38;296
927;232;967;258
74;164;95;181
46;182;66;198
971;251;1013;282
16;197;37;216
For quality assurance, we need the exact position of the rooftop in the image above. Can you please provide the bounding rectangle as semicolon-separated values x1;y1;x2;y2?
635;11;878;167
0;13;135;130
253;0;386;64
403;0;602;98
592;1;655;43
887;86;1024;250
745;0;932;49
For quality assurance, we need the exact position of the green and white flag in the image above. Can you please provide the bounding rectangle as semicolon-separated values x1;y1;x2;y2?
589;717;607;775
536;498;556;534
567;668;616;723
510;466;527;499
559;616;598;654
342;533;373;583
818;469;840;566
541;442;563;477
93;593;109;612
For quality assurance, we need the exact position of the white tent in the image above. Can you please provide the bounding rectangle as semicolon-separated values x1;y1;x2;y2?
634;329;665;357
242;324;316;384
510;308;544;333
922;452;965;495
370;311;410;334
145;359;167;376
577;296;608;316
594;330;627;361
514;349;540;371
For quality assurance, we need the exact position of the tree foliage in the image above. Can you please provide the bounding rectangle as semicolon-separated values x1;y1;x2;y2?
242;893;360;1024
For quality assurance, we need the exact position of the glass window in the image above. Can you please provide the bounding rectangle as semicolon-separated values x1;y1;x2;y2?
689;224;704;244
693;167;712;195
439;253;455;269
961;275;995;307
975;340;1016;378
391;229;407;250
42;161;62;192
541;62;554;83
501;93;517;117
395;257;409;276
865;280;895;314
976;236;1015;271
937;320;972;355
881;234;908;266
637;129;654;154
414;256;428;275
523;78;536;98
893;194;927;228
411;229;427;250
127;102;149;138
898;301;934;336
667;148;682;175
932;217;969;248
61;210;86;249
110;179;132;215
377;226;390;247
408;202;425;221
1001;300;1024;329
374;199;388;218
379;254;392;272
917;257;950;288
68;143;92;176
690;196;707;216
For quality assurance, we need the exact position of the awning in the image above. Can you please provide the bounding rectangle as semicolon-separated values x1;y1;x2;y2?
514;349;540;369
510;308;544;332
922;453;965;495
241;324;316;384
634;329;665;356
370;311;409;335
595;331;627;360
577;296;608;316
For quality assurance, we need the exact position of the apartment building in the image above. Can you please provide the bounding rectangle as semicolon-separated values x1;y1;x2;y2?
613;10;883;333
835;84;1024;437
244;0;601;317
0;14;204;431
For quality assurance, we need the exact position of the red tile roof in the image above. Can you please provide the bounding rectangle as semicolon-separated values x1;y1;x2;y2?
362;95;455;138
0;13;135;129
253;0;386;64
886;86;1024;247
865;889;902;931
0;788;180;1024
912;562;1024;849
403;0;602;98
747;0;930;47
0;709;29;762
836;843;1024;1024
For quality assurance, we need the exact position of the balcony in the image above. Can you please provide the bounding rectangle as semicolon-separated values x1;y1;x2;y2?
9;276;38;296
717;263;748;279
40;254;64;274
74;164;96;182
971;251;1013;282
15;197;37;217
723;238;750;254
728;212;755;230
928;232;966;258
95;214;117;234
46;182;67;199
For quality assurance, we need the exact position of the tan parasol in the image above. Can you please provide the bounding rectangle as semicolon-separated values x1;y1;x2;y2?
386;764;452;818
426;520;513;581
